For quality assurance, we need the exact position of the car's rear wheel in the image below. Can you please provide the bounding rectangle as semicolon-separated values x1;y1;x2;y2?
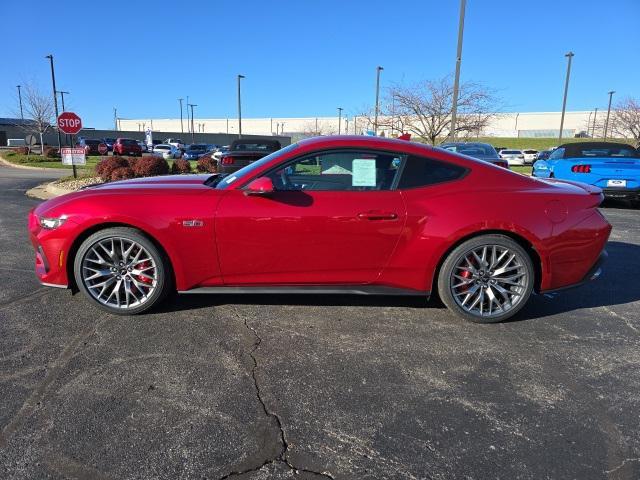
437;235;534;323
74;227;172;315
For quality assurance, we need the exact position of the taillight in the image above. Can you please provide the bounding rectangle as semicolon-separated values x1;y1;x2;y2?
496;161;509;169
221;156;234;165
571;164;591;173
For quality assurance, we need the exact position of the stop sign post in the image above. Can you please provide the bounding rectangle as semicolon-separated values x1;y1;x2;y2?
57;112;83;177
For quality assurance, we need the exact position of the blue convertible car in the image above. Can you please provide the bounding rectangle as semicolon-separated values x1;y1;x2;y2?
532;142;640;202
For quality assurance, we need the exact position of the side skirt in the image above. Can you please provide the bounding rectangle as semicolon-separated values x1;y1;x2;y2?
179;285;429;297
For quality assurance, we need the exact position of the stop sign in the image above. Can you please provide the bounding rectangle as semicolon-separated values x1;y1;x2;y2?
57;112;82;135
98;143;108;155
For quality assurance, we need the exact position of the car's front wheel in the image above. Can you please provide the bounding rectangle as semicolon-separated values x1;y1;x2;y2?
437;234;534;323
73;227;172;315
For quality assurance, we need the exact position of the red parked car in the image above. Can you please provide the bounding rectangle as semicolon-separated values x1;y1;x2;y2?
113;138;142;156
28;136;611;323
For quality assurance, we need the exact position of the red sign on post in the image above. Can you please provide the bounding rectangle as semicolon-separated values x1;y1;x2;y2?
98;143;108;155
57;112;82;135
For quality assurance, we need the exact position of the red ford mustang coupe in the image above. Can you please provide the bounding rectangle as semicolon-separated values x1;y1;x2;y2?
29;136;611;323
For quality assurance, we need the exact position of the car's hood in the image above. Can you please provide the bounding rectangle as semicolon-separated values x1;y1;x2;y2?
90;174;213;189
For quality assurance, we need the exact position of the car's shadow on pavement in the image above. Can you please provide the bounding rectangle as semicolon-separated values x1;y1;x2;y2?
154;240;639;322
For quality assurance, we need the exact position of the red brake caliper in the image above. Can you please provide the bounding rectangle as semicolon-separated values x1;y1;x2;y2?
136;261;152;285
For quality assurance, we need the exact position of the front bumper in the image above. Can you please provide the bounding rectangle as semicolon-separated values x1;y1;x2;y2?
28;209;71;288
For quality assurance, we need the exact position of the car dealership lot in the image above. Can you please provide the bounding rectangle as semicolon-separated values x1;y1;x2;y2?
1;165;640;479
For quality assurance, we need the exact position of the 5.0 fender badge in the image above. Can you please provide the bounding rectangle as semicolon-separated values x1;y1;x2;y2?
182;220;204;227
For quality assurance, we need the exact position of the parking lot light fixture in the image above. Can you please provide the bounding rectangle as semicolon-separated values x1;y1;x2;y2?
237;75;245;138
604;91;615;140
188;104;197;143
558;51;574;144
374;66;383;134
45;54;62;149
178;98;184;133
337;107;343;135
449;0;467;141
591;107;598;137
16;85;24;120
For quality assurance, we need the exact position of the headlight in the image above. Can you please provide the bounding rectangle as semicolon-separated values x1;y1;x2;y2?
39;215;67;229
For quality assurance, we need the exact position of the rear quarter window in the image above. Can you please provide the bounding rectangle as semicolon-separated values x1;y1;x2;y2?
397;155;467;189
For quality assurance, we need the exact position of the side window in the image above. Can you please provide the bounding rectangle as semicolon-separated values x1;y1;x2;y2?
397;155;466;189
268;150;402;191
549;148;565;160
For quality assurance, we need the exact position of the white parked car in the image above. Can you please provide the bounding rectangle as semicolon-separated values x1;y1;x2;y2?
212;145;230;162
152;144;182;159
522;149;538;164
163;138;185;150
499;149;525;166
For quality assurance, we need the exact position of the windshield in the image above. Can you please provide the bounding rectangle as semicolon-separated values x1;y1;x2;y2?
121;139;138;146
232;142;280;151
215;143;299;189
502;150;521;154
442;143;497;157
188;145;207;151
155;145;170;150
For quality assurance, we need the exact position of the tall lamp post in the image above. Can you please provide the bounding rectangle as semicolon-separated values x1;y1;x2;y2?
374;66;383;135
57;90;70;146
178;98;184;133
591;107;598;137
237;74;245;138
337;107;343;134
45;54;62;149
16;85;24;120
449;0;467;141
558;51;574;143
604;90;615;140
188;104;197;143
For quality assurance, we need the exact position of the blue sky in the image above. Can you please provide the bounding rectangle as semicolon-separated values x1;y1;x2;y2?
2;0;638;129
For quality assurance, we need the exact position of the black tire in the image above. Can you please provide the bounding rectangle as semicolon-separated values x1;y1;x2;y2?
73;227;172;315
437;234;534;323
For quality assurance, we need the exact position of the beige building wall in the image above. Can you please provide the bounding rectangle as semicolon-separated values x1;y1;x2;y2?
119;111;603;138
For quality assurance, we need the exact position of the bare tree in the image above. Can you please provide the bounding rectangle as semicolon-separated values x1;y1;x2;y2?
301;119;336;137
611;97;640;146
371;77;500;144
14;84;55;151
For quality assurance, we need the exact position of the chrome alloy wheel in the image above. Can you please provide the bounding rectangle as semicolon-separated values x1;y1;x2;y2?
81;237;158;310
450;244;528;319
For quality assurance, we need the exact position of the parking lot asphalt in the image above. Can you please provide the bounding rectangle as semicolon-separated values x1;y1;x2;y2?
1;163;639;480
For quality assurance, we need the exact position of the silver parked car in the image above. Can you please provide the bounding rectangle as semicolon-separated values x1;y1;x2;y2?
499;149;525;166
439;142;509;169
152;144;182;159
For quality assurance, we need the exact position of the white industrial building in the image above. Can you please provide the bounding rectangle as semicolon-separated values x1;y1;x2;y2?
118;110;604;139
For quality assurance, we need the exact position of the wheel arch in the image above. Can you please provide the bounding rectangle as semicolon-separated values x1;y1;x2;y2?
66;222;178;293
430;229;543;297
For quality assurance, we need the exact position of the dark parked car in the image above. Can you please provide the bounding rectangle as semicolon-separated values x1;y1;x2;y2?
77;139;102;155
102;138;116;152
113;138;142;156
218;139;282;173
440;142;509;168
183;144;210;160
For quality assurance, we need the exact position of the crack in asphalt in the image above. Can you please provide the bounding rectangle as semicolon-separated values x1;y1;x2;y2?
219;312;334;480
0;287;49;308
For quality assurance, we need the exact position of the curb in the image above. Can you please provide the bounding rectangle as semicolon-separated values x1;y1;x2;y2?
0;155;67;172
25;181;74;201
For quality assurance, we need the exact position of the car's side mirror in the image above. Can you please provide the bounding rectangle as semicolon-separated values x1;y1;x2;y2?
244;177;275;196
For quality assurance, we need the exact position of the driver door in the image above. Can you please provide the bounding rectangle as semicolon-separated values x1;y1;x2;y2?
215;149;406;285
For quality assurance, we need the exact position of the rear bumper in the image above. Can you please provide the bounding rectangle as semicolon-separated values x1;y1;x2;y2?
541;250;607;294
602;187;640;200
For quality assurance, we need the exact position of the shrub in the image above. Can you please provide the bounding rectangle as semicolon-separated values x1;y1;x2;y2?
43;147;60;158
96;156;129;181
125;156;139;170
171;159;191;174
110;166;135;181
12;146;29;155
197;156;218;173
132;156;169;177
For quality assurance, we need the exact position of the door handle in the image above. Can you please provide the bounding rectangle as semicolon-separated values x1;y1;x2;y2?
357;211;398;220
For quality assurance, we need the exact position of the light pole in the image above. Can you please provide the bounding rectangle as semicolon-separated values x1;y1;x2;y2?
604;91;615;140
45;54;62;149
188;104;197;143
374;66;383;135
113;107;118;131
16;85;24;120
591;107;598;137
57;90;70;147
178;98;184;133
449;0;467;140
237;74;245;138
558;51;574;143
337;107;343;134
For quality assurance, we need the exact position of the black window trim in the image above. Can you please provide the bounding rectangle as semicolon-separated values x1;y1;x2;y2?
240;147;408;192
